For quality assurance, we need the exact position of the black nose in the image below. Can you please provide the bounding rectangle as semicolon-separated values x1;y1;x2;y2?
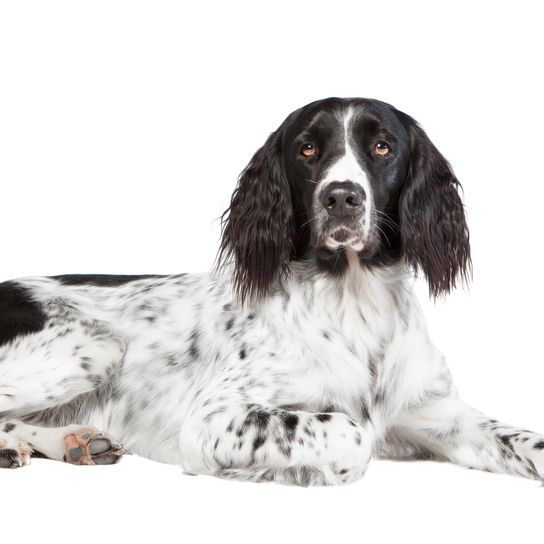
320;181;365;217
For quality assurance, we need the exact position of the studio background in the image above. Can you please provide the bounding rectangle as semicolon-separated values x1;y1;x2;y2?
0;1;542;542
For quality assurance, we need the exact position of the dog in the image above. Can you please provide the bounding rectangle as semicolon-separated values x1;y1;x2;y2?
0;97;542;485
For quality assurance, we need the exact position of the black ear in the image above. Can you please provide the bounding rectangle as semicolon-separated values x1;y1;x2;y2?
217;129;295;304
400;120;471;297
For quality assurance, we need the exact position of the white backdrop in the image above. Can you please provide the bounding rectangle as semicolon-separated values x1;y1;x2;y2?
1;1;543;542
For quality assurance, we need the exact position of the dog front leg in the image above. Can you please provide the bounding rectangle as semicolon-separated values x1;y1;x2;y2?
179;404;374;486
392;396;544;481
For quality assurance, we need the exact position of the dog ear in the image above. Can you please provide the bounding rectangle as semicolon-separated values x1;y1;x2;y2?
399;120;471;297
217;129;295;304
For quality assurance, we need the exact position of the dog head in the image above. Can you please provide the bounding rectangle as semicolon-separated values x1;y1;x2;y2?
219;97;471;302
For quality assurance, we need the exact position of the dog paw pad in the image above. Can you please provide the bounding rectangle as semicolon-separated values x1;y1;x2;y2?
64;428;124;466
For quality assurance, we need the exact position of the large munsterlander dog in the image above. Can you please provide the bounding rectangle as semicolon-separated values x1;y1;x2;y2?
1;97;542;485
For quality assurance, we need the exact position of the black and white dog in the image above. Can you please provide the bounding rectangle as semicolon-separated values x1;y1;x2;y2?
1;97;542;485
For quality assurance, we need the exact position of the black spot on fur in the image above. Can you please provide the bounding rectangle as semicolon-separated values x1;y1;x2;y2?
253;435;266;451
497;434;517;459
246;407;271;431
373;386;386;404
275;437;292;458
525;458;538;477
282;413;299;442
360;399;371;421
3;422;16;433
316;413;332;423
0;281;47;347
499;434;514;447
188;330;199;360
533;441;544;450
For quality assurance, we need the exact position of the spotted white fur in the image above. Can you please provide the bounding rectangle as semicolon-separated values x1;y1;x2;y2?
0;261;543;484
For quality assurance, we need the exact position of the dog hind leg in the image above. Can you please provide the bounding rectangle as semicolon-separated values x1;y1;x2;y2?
0;310;127;416
0;302;128;467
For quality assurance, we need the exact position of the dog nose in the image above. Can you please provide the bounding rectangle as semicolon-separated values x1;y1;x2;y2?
320;182;365;217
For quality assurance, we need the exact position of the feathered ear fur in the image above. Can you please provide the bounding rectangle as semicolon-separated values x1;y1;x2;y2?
400;121;472;297
217;129;295;304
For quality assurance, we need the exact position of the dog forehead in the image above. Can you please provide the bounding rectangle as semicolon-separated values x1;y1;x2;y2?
284;104;344;141
283;98;403;142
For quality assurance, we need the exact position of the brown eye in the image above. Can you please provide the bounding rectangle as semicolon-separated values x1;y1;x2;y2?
374;141;391;156
300;143;318;158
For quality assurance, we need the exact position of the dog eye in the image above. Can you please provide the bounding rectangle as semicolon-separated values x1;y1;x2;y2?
300;143;318;158
373;141;391;156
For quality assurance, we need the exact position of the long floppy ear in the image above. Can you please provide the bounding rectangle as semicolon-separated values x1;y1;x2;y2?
217;129;295;304
400;120;471;297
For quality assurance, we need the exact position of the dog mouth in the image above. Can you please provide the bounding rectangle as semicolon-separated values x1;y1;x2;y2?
323;227;364;251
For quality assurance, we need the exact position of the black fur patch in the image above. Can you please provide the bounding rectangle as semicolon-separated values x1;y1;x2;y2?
51;274;164;286
0;281;47;347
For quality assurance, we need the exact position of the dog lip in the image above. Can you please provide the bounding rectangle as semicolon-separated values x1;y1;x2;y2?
323;228;364;251
330;228;353;242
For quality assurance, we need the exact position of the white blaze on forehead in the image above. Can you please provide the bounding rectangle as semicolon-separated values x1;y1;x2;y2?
318;107;373;237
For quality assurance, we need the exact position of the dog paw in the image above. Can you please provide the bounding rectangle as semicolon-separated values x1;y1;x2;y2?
63;428;124;466
0;436;32;469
